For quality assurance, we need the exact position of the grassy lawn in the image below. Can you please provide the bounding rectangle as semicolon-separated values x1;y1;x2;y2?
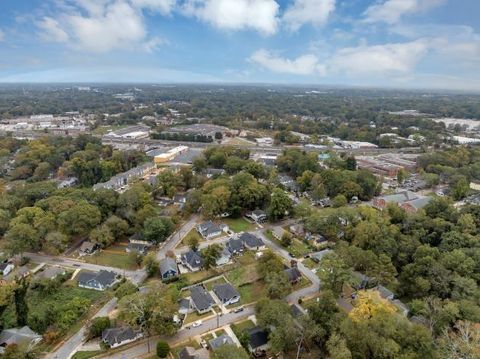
236;281;266;305
267;231;312;258
84;250;138;270
202;333;215;342
223;218;255;233
302;258;319;270
180;228;204;247
231;319;256;335
224;263;259;287
204;276;227;291
182;268;222;285
215;329;227;337
292;276;312;291
72;351;104;359
184;309;216;324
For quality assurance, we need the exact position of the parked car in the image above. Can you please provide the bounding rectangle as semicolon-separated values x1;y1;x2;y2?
192;320;202;328
233;306;244;313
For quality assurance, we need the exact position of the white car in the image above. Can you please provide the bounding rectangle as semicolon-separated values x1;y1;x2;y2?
192;320;202;328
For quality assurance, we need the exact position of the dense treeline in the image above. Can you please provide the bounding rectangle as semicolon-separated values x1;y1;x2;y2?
0;134;147;186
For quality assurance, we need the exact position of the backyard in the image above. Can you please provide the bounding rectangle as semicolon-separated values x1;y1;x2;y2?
180;228;204;247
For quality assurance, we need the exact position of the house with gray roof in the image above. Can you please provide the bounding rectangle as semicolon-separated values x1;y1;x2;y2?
284;267;302;284
78;241;98;256
272;226;286;240
377;285;395;300
399;196;433;213
246;209;267;223
226;238;244;255
247;327;269;355
0;262;14;276
178;298;192;315
197;221;224;240
240;232;265;250
126;242;150;255
190;285;215;314
213;283;240;306
0;326;42;354
102;327;143;348
215;247;232;266
160;257;178;280
209;334;235;350
77;270;118;291
373;191;418;210
181;250;204;272
35;266;67;281
178;346;210;359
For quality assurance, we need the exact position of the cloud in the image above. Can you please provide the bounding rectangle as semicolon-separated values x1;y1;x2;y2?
249;49;326;75
250;40;428;78
37;17;69;42
330;40;429;75
182;0;279;35
283;0;335;31
363;0;445;24
36;0;167;53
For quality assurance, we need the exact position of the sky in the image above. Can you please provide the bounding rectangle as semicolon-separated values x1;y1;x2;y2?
0;0;479;90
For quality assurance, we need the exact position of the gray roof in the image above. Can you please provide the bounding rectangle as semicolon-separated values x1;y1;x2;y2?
178;298;191;311
209;334;235;350
0;326;41;347
190;286;214;312
127;243;150;253
403;196;432;210
213;283;240;302
290;304;305;318
159;257;178;276
77;270;117;287
0;262;12;272
377;191;417;204
35;266;66;280
272;226;285;238
284;267;302;283
227;238;244;253
252;209;266;217
240;233;264;248
102;327;139;347
178;347;210;359
377;285;395;299
182;250;203;269
198;221;222;236
79;241;97;252
248;327;269;350
311;249;332;262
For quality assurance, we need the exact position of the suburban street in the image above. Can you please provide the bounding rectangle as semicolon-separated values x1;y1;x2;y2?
100;306;255;359
156;215;200;260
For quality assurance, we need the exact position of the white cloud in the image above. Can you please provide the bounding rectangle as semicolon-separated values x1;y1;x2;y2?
249;49;326;75
37;17;69;42
363;0;445;24
283;0;335;31
0;29;4;42
330;40;429;75
36;0;168;53
250;40;428;78
182;0;279;35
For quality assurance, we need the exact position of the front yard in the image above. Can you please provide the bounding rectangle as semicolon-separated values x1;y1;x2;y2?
180;228;204;247
223;217;256;233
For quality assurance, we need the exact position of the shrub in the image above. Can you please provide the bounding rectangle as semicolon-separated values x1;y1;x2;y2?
156;340;170;358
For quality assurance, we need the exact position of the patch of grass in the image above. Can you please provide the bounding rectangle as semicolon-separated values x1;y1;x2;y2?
231;319;256;335
181;228;204;247
236;281;266;305
223;218;255;233
204;277;227;291
202;333;215;342
224;264;259;287
184;309;215;324
172;339;201;357
302;258;319;270
84;250;138;270
215;329;227;337
72;351;104;359
182;269;219;285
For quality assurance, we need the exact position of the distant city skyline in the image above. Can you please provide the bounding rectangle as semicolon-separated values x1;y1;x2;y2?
0;0;479;90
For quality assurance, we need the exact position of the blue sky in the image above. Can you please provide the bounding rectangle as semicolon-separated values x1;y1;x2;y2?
0;0;479;90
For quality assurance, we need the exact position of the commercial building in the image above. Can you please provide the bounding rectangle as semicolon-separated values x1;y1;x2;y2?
162;124;229;139
154;146;189;164
104;125;150;139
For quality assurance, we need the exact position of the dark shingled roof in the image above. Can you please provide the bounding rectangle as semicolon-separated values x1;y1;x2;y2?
248;326;269;350
213;283;240;302
190;286;214;312
102;327;139;347
239;232;264;248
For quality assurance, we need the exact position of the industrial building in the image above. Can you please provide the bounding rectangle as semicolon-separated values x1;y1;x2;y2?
154;146;189;164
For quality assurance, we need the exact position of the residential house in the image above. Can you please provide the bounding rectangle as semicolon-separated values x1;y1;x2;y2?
102;327;143;348
377;285;395;301
159;257;178;280
181;250;204;272
290;304;305;318
178;346;210;359
279;174;299;192
126;242;150;255
204;168;226;178
310;249;332;263
197;221;225;240
289;224;305;237
77;270;118;291
173;194;187;208
284;267;302;284
393;299;410;316
0;262;14;276
178;298;192;315
215;247;232;266
272;226;286;240
239;232;265;251
209;334;235;350
190;286;215;314
157;197;173;207
246;209;267;223
247;327;269;355
0;326;42;354
78;241;98;256
226;238;244;255
213;283;240;306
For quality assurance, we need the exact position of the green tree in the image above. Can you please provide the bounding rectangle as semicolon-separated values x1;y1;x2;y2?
86;317;110;340
4;223;39;257
318;253;352;296
397;168;408;184
143;254;160;278
58;201;101;236
265;271;291;299
156;340;170;358
326;333;352;359
143;217;174;244
267;188;293;221
89;225;115;248
332;194;348;208
44;231;69;255
104;215;129;239
212;345;249;359
201;244;222;270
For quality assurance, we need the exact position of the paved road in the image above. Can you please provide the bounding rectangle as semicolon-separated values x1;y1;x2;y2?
174;234;230;254
47;298;118;359
100;306;255;359
156;215;200;260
